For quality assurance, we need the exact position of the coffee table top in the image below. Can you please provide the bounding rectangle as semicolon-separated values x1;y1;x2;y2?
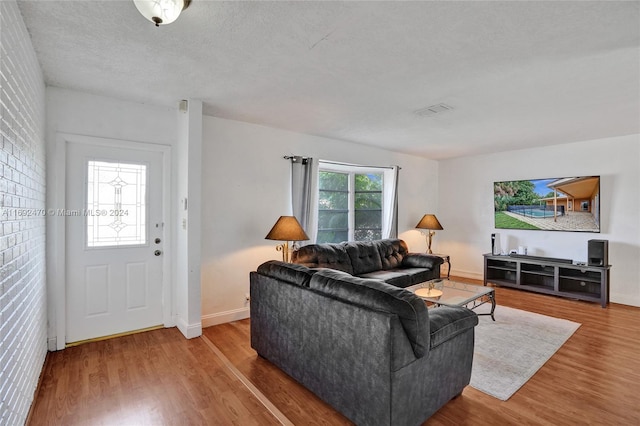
407;279;494;307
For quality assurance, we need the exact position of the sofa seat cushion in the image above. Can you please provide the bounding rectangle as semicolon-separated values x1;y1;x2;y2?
256;260;317;287
292;243;354;274
358;267;437;289
428;306;479;349
309;268;430;358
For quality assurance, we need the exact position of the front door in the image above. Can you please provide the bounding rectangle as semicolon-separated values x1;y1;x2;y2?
65;141;165;343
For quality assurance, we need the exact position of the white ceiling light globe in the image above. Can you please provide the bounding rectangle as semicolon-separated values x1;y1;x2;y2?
134;0;187;26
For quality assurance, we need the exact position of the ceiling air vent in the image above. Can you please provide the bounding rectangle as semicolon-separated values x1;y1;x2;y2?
414;103;454;117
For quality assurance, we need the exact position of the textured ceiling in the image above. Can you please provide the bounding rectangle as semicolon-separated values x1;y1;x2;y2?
16;0;640;159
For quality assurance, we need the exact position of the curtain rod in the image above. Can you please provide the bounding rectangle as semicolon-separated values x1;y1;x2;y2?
284;155;401;170
283;155;310;163
319;159;401;170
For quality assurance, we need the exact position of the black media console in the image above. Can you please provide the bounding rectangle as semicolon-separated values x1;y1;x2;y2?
483;253;611;308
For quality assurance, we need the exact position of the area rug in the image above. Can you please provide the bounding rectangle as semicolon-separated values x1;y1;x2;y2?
470;305;580;400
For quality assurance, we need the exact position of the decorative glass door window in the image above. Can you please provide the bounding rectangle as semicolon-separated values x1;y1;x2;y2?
87;160;147;247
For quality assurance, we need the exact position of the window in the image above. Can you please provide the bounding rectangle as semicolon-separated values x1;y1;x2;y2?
316;162;393;244
87;160;147;247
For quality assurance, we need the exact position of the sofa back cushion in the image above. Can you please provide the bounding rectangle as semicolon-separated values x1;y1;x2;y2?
292;243;354;275
377;239;409;270
257;260;317;287
343;241;383;275
309;268;430;358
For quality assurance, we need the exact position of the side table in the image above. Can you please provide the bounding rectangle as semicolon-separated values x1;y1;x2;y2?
432;253;451;279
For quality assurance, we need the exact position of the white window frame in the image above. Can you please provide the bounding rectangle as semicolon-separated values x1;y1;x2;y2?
316;161;396;243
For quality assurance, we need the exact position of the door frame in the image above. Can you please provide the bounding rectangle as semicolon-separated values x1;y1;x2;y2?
51;133;173;350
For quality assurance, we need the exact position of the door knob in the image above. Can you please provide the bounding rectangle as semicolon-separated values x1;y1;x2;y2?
154;250;162;256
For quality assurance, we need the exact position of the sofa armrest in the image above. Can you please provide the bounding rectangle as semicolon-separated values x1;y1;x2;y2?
401;253;444;269
428;306;478;349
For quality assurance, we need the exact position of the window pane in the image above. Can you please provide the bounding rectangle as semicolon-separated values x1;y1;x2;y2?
318;210;348;229
355;210;383;229
319;191;348;210
317;230;348;244
355;173;382;241
87;161;147;247
319;171;348;191
318;171;349;244
355;173;382;191
355;192;382;209
355;229;382;241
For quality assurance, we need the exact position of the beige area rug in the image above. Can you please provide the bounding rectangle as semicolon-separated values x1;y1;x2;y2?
470;305;580;400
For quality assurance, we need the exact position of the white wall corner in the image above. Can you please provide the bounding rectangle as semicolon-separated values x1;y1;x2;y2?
176;317;203;339
47;338;58;352
186;99;203;327
174;98;203;335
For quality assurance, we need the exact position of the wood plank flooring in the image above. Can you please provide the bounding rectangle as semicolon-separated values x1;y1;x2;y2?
28;327;280;425
29;279;640;425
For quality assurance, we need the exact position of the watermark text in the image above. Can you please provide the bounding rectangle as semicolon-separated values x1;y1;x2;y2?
1;208;130;217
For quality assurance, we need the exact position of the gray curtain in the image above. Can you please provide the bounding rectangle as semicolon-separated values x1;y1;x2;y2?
291;156;313;234
386;165;400;238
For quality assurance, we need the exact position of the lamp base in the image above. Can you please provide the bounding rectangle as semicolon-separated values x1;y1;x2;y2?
426;231;435;254
276;242;291;262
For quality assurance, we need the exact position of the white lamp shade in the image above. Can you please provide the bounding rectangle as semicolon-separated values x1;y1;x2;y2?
134;0;186;26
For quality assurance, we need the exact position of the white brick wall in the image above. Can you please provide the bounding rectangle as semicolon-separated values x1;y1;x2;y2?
1;1;47;425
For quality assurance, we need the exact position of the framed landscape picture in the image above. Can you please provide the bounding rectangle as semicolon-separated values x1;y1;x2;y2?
494;176;600;232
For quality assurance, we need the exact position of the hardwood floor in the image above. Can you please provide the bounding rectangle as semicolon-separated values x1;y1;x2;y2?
28;327;280;425
29;279;640;425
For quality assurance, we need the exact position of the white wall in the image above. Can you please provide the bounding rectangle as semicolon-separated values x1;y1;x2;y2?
45;87;177;144
0;2;47;424
200;116;439;325
438;134;640;307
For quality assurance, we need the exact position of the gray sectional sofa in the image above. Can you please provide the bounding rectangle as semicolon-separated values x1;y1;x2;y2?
250;239;479;425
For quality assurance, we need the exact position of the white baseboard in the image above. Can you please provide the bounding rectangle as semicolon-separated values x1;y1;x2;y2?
176;317;202;339
201;307;250;328
48;337;58;352
610;292;640;307
449;269;484;281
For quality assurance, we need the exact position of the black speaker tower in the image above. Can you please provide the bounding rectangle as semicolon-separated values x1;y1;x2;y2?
588;239;608;267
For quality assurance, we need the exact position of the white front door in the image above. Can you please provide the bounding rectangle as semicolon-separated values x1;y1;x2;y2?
65;141;165;343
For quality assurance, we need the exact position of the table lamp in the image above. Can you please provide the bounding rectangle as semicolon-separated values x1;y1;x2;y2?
415;214;443;254
265;216;310;262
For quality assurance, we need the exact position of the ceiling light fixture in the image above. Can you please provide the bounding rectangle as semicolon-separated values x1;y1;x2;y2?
134;0;191;27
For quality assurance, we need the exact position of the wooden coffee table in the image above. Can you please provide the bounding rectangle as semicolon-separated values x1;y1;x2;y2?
407;279;496;321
